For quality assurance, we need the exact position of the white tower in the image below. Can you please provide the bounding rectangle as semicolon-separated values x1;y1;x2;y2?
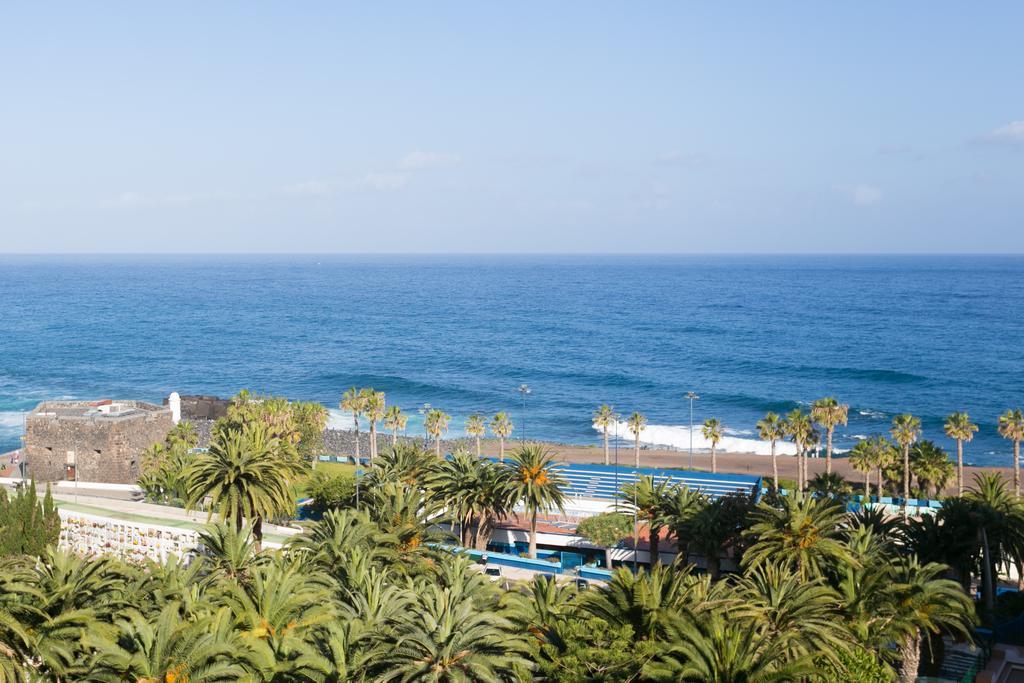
168;392;181;425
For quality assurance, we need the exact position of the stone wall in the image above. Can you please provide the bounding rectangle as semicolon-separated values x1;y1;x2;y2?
25;402;174;484
164;395;230;421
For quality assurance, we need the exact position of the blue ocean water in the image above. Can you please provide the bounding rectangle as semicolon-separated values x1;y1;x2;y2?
1;254;1022;466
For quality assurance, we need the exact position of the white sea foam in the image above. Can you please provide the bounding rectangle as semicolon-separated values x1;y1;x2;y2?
327;408;465;438
594;421;799;456
0;412;25;429
326;408;355;431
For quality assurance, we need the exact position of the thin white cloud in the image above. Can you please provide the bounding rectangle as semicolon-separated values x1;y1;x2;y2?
282;172;409;197
282;150;455;199
363;172;408;190
834;184;883;206
982;120;1024;145
397;151;461;170
99;191;232;209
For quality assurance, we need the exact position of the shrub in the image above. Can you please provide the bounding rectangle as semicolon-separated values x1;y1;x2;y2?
0;480;60;557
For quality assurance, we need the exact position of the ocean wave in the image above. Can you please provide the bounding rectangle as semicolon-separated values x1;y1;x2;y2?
326;408;467;438
0;411;25;429
595;421;798;457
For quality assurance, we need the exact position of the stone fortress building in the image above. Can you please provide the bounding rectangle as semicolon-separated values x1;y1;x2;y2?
24;399;174;484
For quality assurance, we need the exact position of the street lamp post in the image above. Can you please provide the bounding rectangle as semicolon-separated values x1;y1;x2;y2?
613;416;620;511
518;384;531;442
685;391;699;469
632;480;639;571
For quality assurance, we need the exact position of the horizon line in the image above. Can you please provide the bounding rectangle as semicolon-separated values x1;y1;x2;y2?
2;251;1023;257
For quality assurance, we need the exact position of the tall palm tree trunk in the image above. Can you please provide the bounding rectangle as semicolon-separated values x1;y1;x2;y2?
898;632;922;683
865;469;871;500
825;428;834;474
353;419;361;461
956;439;964;496
710;445;717;474
604;546;613;570
1015;441;1021;497
981;527;995;619
369;422;377;461
634;435;640;468
253;516;264;553
474;516;494;551
903;445;910;503
771;441;778;491
475;436;481;457
498;437;505;462
434;436;441;457
603;428;610;466
797;444;804;491
650;525;661;565
529;511;538;559
391;428;398;447
877;467;884;498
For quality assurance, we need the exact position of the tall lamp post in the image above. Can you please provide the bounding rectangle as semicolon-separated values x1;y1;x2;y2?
518;384;531;442
613;415;621;511
685;391;699;469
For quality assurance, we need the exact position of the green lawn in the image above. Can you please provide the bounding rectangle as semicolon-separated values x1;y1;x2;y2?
294;461;357;498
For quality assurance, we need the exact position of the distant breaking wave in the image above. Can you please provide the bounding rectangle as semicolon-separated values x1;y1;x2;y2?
594;420;799;457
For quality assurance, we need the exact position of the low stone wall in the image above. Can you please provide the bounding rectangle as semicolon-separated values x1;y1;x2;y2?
58;508;198;563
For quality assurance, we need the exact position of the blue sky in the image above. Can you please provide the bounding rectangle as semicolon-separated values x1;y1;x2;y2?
2;3;1022;253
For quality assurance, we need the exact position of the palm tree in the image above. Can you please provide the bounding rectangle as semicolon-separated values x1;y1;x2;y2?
783;409;813;491
910;440;954;498
221;556;336;671
734;563;854;662
383;404;407;447
756;412;785;490
184;423;302;547
621;476;671;565
423;408;451;456
891;414;922;509
648;611;815;682
196;521;261;583
464;413;487;457
865;435;898;499
340;387;368;461
743;491;855;581
593;404;616;466
362;388;386;462
944;412;978;496
965;472;1024;616
583;559;699;640
702;418;724;474
627;411;647;468
85;605;247;682
849;439;875;499
811;397;849;475
679;494;751;578
886;557;976;683
461;460;518;551
999;408;1024;496
373;580;530;681
489;412;514;462
506;445;566;558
